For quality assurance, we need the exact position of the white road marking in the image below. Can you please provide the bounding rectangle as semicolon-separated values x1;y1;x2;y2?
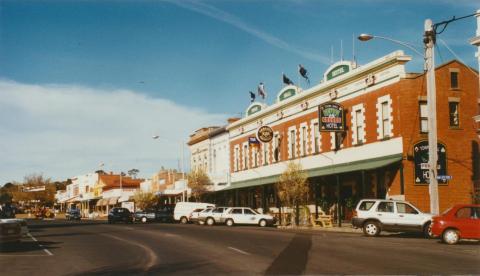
228;246;250;255
27;233;53;256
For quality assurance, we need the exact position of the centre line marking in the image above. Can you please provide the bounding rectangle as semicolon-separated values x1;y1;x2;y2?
28;233;53;256
228;246;250;255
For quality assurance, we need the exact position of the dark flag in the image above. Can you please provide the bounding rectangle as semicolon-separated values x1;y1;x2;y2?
249;91;255;102
282;73;294;85
298;64;310;84
257;82;266;99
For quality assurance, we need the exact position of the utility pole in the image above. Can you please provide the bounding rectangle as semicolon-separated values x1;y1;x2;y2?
424;19;439;215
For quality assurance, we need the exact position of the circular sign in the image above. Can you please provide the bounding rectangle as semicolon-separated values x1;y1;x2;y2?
257;126;273;143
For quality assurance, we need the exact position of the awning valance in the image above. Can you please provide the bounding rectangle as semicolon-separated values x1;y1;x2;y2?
108;197;120;205
96;199;107;206
223;153;402;191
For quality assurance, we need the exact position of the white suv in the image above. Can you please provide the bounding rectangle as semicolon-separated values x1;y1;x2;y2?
352;199;433;238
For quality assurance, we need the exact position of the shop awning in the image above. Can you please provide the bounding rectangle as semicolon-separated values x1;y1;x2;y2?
108;197;120;205
223;153;402;191
96;199;107;206
66;196;81;203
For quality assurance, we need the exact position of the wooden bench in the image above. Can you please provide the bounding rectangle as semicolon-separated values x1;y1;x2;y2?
310;214;333;228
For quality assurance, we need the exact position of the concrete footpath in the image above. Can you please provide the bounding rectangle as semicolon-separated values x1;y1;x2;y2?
277;224;362;233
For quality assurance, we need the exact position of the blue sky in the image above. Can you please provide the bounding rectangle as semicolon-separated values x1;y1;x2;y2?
0;0;478;183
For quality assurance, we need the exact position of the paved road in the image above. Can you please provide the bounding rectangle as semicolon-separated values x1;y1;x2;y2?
1;219;478;275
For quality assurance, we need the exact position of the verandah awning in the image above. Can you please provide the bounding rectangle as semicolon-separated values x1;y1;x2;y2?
222;153;402;191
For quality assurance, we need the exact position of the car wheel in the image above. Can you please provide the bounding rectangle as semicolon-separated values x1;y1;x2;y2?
206;217;215;226
423;222;433;239
226;219;234;227
442;229;460;245
180;217;188;224
363;221;380;237
259;219;267;227
141;217;148;223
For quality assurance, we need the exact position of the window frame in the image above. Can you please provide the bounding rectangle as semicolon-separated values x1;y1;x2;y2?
419;101;428;134
448;101;460;128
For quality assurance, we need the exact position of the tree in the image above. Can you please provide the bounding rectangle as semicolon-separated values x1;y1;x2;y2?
187;169;212;202
11;174;56;207
276;162;309;226
133;191;157;211
128;169;140;179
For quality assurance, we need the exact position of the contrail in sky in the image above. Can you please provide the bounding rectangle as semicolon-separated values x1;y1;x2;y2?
165;0;331;64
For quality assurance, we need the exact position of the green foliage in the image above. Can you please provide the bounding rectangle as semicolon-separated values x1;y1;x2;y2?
187;169;212;202
133;191;157;211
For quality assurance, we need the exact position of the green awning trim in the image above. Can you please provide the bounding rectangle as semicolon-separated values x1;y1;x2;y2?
223;153;402;191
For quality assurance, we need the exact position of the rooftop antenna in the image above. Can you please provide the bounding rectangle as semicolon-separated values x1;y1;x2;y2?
352;33;357;67
340;40;343;61
330;45;334;64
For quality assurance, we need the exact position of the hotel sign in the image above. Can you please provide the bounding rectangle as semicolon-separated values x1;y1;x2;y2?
257;126;273;143
319;102;345;132
413;140;448;184
326;64;350;81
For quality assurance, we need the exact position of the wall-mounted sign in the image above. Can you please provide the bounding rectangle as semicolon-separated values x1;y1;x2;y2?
248;137;260;147
257;126;274;143
413;140;448;184
319;102;345;132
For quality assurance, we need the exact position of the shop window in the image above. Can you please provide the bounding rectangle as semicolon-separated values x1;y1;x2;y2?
234;146;239;172
377;95;393;140
419;101;428;133
356;109;364;144
313;123;320;153
301;126;307;156
252;146;258;168
449;102;459;127
381;102;390;138
289;130;296;159
273;134;281;162
262;143;268;165
243;144;248;170
450;71;459;89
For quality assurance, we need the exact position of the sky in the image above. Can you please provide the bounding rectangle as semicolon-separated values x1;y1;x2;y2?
0;0;478;184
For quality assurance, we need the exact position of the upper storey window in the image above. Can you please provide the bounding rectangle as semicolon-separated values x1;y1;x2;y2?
450;70;459;89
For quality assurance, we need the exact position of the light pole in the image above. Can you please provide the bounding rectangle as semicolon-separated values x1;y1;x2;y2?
358;30;440;214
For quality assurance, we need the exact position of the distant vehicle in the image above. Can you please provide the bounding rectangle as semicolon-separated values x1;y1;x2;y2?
66;209;81;221
352;199;433;238
108;207;134;224
431;204;480;245
174;202;215;224
223;207;275;227
0;220;22;243
1;218;28;237
134;207;174;223
198;207;229;226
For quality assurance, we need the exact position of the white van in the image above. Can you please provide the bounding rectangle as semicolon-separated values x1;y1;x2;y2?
174;202;215;224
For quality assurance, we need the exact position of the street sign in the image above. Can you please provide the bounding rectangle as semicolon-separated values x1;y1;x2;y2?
257;126;273;143
413;140;448;184
436;175;452;181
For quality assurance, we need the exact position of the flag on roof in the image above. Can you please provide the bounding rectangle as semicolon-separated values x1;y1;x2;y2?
298;64;310;84
282;74;294;85
257;82;266;99
249;91;255;102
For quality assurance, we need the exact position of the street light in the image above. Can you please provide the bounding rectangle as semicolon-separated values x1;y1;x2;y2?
358;30;439;215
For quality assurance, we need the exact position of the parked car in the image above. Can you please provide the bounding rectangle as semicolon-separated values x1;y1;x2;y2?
198;207;229;226
108;207;134;224
0;219;22;243
189;208;212;224
134;207;174;223
66;208;82;221
1;218;28;237
431;204;480;244
174;202;215;224
352;199;433;238
223;207;275;227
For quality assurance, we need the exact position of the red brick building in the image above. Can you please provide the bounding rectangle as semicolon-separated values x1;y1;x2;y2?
221;51;479;219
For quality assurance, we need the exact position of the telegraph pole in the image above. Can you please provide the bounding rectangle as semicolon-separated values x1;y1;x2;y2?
424;19;439;215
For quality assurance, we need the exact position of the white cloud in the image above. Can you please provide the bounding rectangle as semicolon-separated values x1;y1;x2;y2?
167;0;331;64
0;80;227;184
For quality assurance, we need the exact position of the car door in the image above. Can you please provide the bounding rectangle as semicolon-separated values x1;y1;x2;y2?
375;201;396;230
455;207;478;238
396;202;423;231
229;208;244;223
243;208;258;224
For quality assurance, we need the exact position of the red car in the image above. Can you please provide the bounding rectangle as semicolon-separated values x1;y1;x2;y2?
431;204;480;244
